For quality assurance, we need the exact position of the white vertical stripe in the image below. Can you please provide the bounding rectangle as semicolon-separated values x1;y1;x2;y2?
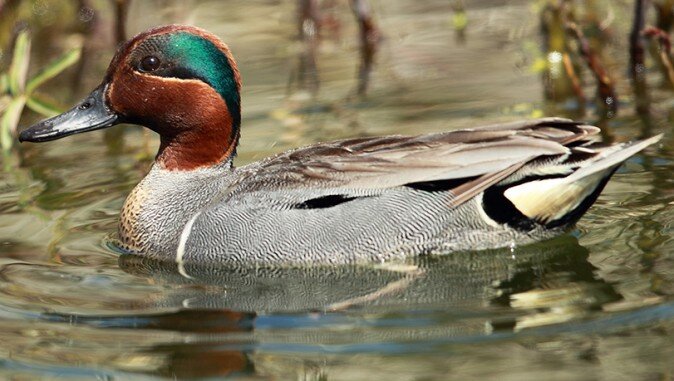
474;193;501;228
176;211;201;279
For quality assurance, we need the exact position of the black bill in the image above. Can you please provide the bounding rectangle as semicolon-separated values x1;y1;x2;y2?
19;85;119;143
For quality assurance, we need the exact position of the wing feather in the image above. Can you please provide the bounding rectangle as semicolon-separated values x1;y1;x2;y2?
225;118;599;207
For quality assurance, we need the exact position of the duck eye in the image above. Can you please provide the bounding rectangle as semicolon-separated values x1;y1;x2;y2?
139;56;160;72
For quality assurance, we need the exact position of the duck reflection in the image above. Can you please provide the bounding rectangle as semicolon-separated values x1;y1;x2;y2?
118;234;617;318
0;235;621;379
146;342;253;379
113;235;622;379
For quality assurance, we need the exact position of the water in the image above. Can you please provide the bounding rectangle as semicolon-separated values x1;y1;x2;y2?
2;0;674;379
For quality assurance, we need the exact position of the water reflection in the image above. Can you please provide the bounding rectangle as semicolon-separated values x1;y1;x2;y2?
118;236;591;313
0;235;634;378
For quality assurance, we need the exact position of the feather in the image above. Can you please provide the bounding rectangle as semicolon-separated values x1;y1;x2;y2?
504;134;663;223
222;119;656;213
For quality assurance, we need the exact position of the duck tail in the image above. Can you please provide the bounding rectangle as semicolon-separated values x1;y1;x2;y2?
501;134;662;227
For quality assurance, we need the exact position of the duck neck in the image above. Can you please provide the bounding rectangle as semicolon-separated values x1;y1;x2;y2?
150;82;240;172
156;126;239;171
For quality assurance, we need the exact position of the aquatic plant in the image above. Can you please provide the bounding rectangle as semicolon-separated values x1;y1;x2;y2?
537;0;618;118
0;29;80;152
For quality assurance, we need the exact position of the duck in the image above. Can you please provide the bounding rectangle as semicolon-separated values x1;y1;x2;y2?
19;25;661;265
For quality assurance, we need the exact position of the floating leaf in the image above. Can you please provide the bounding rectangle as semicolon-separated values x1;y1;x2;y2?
452;12;468;31
8;30;30;96
26;47;81;94
26;94;61;117
0;95;26;152
530;109;545;118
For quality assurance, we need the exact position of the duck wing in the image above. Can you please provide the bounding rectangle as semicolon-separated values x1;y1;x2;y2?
224;118;598;207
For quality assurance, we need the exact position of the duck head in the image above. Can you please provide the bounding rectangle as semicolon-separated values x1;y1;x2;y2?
19;25;241;170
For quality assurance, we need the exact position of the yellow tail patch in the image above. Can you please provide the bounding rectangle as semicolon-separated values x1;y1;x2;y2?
503;171;607;223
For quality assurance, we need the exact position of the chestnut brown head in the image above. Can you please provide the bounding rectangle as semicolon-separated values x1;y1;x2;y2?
20;25;242;170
